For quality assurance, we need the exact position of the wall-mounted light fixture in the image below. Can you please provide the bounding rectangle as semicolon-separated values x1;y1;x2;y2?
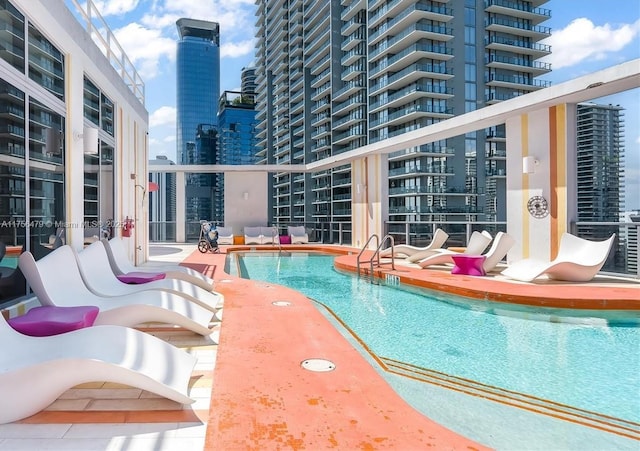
74;126;99;155
522;156;539;174
242;192;249;200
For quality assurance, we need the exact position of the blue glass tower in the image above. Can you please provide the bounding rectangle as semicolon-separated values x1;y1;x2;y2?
176;18;220;233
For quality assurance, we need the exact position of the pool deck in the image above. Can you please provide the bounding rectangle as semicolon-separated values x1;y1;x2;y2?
2;243;638;450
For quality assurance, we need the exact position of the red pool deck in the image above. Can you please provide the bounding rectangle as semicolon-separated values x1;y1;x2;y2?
181;245;638;450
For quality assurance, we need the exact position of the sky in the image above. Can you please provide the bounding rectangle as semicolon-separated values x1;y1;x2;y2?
77;0;640;209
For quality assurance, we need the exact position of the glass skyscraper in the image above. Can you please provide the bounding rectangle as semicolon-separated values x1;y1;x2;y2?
176;18;220;232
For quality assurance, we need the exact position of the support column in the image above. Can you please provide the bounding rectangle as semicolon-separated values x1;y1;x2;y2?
506;103;577;262
176;171;186;243
351;154;388;249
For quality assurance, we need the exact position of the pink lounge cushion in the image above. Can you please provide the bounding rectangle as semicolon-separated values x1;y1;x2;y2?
116;271;166;284
451;255;487;277
279;235;292;245
8;305;99;337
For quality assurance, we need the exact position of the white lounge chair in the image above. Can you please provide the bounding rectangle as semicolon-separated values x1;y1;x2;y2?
482;231;516;273
260;226;278;244
19;248;215;336
501;233;616;282
288;226;309;244
102;237;215;292
380;228;449;259
416;231;493;268
216;227;234;245
0;315;196;424
75;241;223;313
244;226;262;244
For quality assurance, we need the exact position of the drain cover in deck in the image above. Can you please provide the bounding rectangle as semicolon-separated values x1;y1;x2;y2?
301;359;336;372
272;300;292;306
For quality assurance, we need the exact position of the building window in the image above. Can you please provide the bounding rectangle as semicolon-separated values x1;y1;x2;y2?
28;23;64;101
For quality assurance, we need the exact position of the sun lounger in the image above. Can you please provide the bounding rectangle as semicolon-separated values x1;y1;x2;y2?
0;314;196;424
501;233;616;282
416;231;493;268
244;226;262;244
75;241;223;313
216;227;234;245
481;231;516;273
19;248;215;336
288;226;309;244
102;237;215;292
380;228;449;259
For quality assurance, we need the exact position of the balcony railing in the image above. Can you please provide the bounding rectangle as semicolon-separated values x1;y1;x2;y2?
148;219;639;279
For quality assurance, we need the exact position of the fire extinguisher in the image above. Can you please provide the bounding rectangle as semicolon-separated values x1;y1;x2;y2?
122;216;134;237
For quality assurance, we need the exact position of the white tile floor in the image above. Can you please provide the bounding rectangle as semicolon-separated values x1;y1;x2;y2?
0;244;216;451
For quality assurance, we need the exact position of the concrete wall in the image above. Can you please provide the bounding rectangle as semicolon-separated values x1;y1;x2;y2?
224;171;269;237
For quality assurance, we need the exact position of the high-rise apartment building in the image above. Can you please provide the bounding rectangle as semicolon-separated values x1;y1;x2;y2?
576;103;625;225
241;66;257;96
176;18;220;231
575;102;625;272
149;155;176;241
254;0;552;240
216;91;259;222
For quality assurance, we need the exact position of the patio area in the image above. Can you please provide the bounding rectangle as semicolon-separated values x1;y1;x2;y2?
0;243;638;450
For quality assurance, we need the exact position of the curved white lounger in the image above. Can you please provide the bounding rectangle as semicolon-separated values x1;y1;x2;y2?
75;241;223;313
416;231;493;268
501;233;616;282
103;237;215;292
380;228;449;259
0;316;196;424
481;231;516;273
19;248;215;336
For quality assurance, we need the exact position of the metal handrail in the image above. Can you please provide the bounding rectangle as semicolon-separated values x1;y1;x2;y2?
356;234;396;280
377;234;396;271
356;234;379;277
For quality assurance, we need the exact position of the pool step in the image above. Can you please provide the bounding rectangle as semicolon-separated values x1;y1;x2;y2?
381;356;640;441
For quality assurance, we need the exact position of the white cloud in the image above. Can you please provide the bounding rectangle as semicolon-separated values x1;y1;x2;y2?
113;23;176;79
141;1;256;48
93;0;140;16
163;135;176;143
542;18;640;69
149;106;176;128
221;39;256;58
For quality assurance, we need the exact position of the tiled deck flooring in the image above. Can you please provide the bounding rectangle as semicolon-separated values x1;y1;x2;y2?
1;243;638;450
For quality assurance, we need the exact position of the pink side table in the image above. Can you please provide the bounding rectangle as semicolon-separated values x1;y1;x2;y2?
451;255;486;276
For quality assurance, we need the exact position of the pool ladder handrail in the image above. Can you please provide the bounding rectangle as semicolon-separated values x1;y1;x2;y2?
356;234;395;280
271;226;281;251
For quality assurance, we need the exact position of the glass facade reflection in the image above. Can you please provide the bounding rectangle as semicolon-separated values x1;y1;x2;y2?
176;18;220;229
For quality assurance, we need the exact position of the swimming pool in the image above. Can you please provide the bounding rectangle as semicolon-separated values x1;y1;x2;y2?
0;256;18;269
232;251;640;446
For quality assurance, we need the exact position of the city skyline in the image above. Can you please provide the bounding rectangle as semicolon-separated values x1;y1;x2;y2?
86;0;640;208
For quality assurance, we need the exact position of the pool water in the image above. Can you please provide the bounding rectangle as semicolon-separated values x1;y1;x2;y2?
0;256;18;269
233;252;640;427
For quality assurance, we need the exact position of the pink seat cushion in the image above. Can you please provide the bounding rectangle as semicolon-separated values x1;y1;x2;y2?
8;305;99;337
117;271;166;284
451;255;487;277
279;235;291;244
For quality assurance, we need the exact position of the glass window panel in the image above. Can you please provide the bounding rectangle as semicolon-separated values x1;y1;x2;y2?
28;98;65;248
83;77;100;126
0;1;25;72
28;23;64;101
0;80;26;247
